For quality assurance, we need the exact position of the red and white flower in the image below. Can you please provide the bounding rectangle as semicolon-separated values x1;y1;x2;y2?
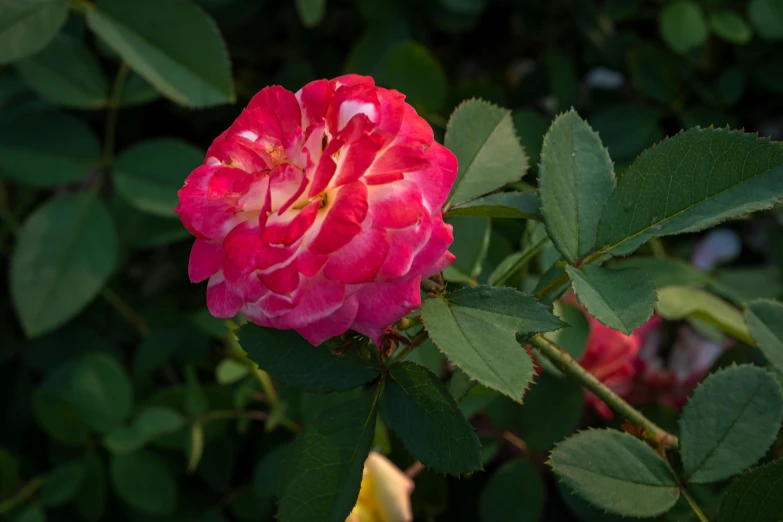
177;75;457;345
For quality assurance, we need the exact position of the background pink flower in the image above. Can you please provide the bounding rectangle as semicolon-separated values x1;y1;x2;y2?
177;75;457;345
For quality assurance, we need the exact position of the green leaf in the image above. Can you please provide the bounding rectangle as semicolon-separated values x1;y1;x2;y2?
15;34;108;109
382;40;446;112
679;364;783;483
595;128;783;256
549;429;680;517
295;0;326;27
719;458;783;522
659;1;708;53
74;452;107;521
0;111;101;187
385;362;482;475
445;99;528;207
237;325;380;393
420;286;565;401
105;407;186;453
113;138;203;217
446;191;540;219
279;393;377;522
0;0;67;64
539;110;615;263
566;265;656;335
479;459;545;522
11;194;117;337
86;0;235;107
744;299;783;373
66;352;133;434
610;257;711;288
111;449;178;515
709;11;753;44
40;461;85;506
749;0;783;40
442;216;490;283
655;286;752;344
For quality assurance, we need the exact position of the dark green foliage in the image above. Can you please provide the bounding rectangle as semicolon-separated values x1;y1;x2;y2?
1;1;782;522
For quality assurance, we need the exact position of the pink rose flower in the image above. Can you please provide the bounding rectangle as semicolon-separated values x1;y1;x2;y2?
177;75;457;346
564;298;661;419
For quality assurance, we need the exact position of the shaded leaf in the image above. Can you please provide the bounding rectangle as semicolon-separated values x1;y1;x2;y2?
749;0;783;40
11;194;118;337
680;364;783;483
40;461;85;506
610;257;711;288
105;407;186;453
113;138;203;217
86;0;235;107
33;363;91;446
656;286;752;344
66;352;133;434
237;325;380;393
74;452;107;521
566;265;656;335
744;299;783;373
383;40;446;112
446;99;528;207
659;1;708;53
719;458;783;522
279;393;377;522
421;286;564;401
295;0;326;27
596;128;783;256
0;0;67;64
0;111;101;187
480;459;545;522
539;110;615;263
447;191;540;219
110;449;178;515
385;362;482;475
709;11;753;44
549;429;679;517
15;34;108;108
518;372;584;451
442;216;490;283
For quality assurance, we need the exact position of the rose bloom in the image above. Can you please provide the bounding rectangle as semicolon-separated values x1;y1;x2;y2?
177;75;457;345
347;452;414;522
571;301;724;417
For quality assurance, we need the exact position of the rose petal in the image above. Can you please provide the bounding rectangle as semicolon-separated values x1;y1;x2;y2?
295;295;360;345
188;238;223;283
324;228;390;284
308;181;369;255
207;272;243;318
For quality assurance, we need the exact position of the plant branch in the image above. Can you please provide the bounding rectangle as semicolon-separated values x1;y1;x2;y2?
101;287;150;337
530;335;679;450
493;236;549;286
0;476;44;514
680;487;711;522
387;330;429;365
534;271;569;300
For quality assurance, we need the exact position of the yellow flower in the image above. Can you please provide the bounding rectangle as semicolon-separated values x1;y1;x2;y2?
346;452;415;522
